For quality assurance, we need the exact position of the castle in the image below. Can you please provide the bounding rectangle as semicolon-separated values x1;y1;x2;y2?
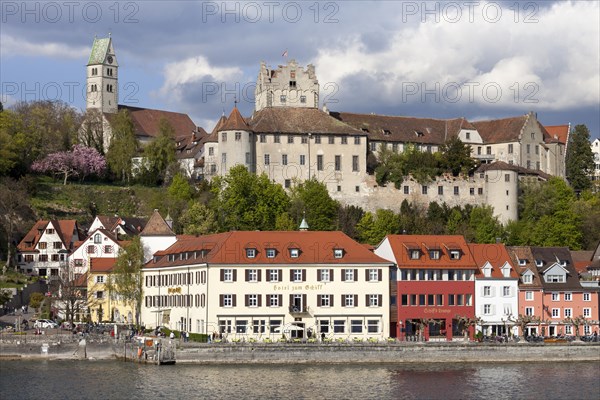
83;37;567;224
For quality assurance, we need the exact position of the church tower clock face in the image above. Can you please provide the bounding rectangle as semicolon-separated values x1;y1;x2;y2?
107;55;113;64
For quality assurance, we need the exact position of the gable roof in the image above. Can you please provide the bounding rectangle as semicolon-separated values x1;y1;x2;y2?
17;220;79;252
530;247;582;290
469;243;519;279
331;112;475;144
109;105;197;141
249;107;364;135
507;246;544;288
381;235;477;269
140;210;175;237
471;114;528;144
145;231;392;268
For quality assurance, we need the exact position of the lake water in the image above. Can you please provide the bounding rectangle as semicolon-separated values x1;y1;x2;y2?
1;360;599;399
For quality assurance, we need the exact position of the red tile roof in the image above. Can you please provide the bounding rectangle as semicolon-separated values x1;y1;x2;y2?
506;246;542;289
89;258;117;273
332;112;474;144
220;106;251;131
140;210;175;236
472;114;528;144
382;235;478;269
469;243;519;278
146;231;392;268
17;220;79;252
114;105;197;141
249;107;364;135
544;125;570;145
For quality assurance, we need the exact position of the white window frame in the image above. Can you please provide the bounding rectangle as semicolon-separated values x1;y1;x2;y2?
551;292;560;301
290;249;299;258
503;286;510;297
248;269;258;282
551;308;560;318
320;269;330;282
266;249;276;258
269;269;279;282
246;248;256;258
334;249;343;259
483;286;491;297
344;294;355;307
525;307;534;316
344;269;354;282
224;269;233;282
248;295;258;307
522;274;533;284
525;291;533;301
223;294;233;307
583;308;591;318
483;304;492;315
292;269;302;282
564;292;572;301
269;295;279;307
369;269;378;282
565;325;572;335
583;293;591;301
96;275;105;283
320;294;331;307
369;294;379;307
564;308;572;318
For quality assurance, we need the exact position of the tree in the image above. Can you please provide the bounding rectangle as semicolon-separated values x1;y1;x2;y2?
180;202;218;235
79;108;106;154
105;236;144;326
336;205;364;239
469;205;505;244
0;289;12;306
50;261;86;325
356;209;399;245
289;178;339;231
211;166;290;231
509;314;541;337
439;136;478;176
566;124;595;192
31;144;106;185
141;118;176;185
29;292;45;311
0;178;34;269
275;213;297;231
563;316;587;340
106;109;138;183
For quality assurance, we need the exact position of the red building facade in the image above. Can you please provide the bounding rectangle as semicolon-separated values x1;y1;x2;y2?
376;235;479;341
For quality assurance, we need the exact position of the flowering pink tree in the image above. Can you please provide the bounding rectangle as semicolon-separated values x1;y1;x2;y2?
31;145;106;185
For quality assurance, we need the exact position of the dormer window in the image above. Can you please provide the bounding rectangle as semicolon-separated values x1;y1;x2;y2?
501;267;511;278
289;249;300;258
429;250;440;260
535;260;543;267
361;128;369;133
410;250;420;260
546;274;565;283
46;228;55;234
560;260;567;267
246;248;256;259
518;259;526;266
334;249;344;259
483;266;492;278
383;129;391;136
522;273;533;284
266;249;276;258
449;250;461;260
415;131;424;137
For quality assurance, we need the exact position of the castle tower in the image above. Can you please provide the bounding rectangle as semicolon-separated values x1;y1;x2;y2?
86;36;118;114
254;60;319;113
218;105;255;174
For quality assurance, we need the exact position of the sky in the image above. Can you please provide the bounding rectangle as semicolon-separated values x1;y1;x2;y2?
1;1;599;139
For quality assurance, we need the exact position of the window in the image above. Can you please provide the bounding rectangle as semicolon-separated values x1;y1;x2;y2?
274;134;280;143
564;308;572;318
525;292;533;301
333;320;345;333
328;136;335;144
583;293;591;301
292;269;303;282
341;136;348;144
315;135;321;144
335;155;341;171
369;294;380;307
564;292;572;301
96;291;104;299
503;286;510;297
269;269;280;282
222;294;233;307
484;304;492;315
478;188;483;195
246;248;256;258
51;254;59;261
410;250;420;260
429;250;440;260
289;249;299;258
522;274;533;284
264;154;270;166
288;135;294;144
344;269;355;281
269;295;280;307
221;132;227;142
247;295;258;308
368;269;379;281
260;134;266;143
247;269;258;282
317;155;323;171
370;142;377;151
87;245;95;254
484;286;491;297
466;132;471;140
223;269;233;282
235;132;241;141
352;156;359;172
300;95;306;103
280;95;286;103
525;307;534;316
449;251;461;260
266;249;276;258
344;294;355;307
319;269;331;282
422;186;428;195
565;325;572;335
300;155;306;165
438;186;444;195
334;249;343;259
486;146;492;155
508;144;513;154
351;320;362;333
552;292;560;301
403;186;409;195
301;136;308;144
53;242;62;249
208;147;214;156
546;275;565;283
583;308;591;318
367;320;379;333
96;275;105;283
535;145;539;155
282;154;288;165
552;308;560;318
526;144;531;154
319;294;331;307
354;136;361;144
245;152;251;164
104;245;112;254
454;186;459;196
222;153;227;164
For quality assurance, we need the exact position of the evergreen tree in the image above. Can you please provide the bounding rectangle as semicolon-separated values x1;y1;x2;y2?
439;136;478;176
106;110;138;183
566;124;595;192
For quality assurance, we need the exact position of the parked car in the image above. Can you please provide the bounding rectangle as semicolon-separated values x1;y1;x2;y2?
34;319;58;329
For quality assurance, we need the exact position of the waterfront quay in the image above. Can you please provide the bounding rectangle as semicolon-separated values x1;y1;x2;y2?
2;333;599;364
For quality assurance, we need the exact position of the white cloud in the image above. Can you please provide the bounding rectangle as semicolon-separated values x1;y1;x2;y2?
0;34;89;59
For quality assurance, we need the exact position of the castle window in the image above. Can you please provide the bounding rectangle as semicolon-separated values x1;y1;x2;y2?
335;155;341;171
284;179;291;188
282;154;288;165
329;136;335;144
274;134;280;143
235;132;241;141
392;143;399;152
354;136;361;145
264;154;270;165
222;153;227;164
221;132;227;142
300;155;306;165
470;188;475;195
208;147;214;156
383;129;391;136
508;144;514;154
288;135;294;144
422;186;428;195
300;96;306;103
438;186;444;195
454;186;459;195
260;134;266;143
341;136;347;144
317;155;323;171
314;135;321;144
466;132;471;140
280;95;286;103
352;156;359;172
289;81;296;88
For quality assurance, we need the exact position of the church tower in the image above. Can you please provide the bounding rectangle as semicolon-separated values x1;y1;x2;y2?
86;36;118;114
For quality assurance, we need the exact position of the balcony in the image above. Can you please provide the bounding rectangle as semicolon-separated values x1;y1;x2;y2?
289;305;313;317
